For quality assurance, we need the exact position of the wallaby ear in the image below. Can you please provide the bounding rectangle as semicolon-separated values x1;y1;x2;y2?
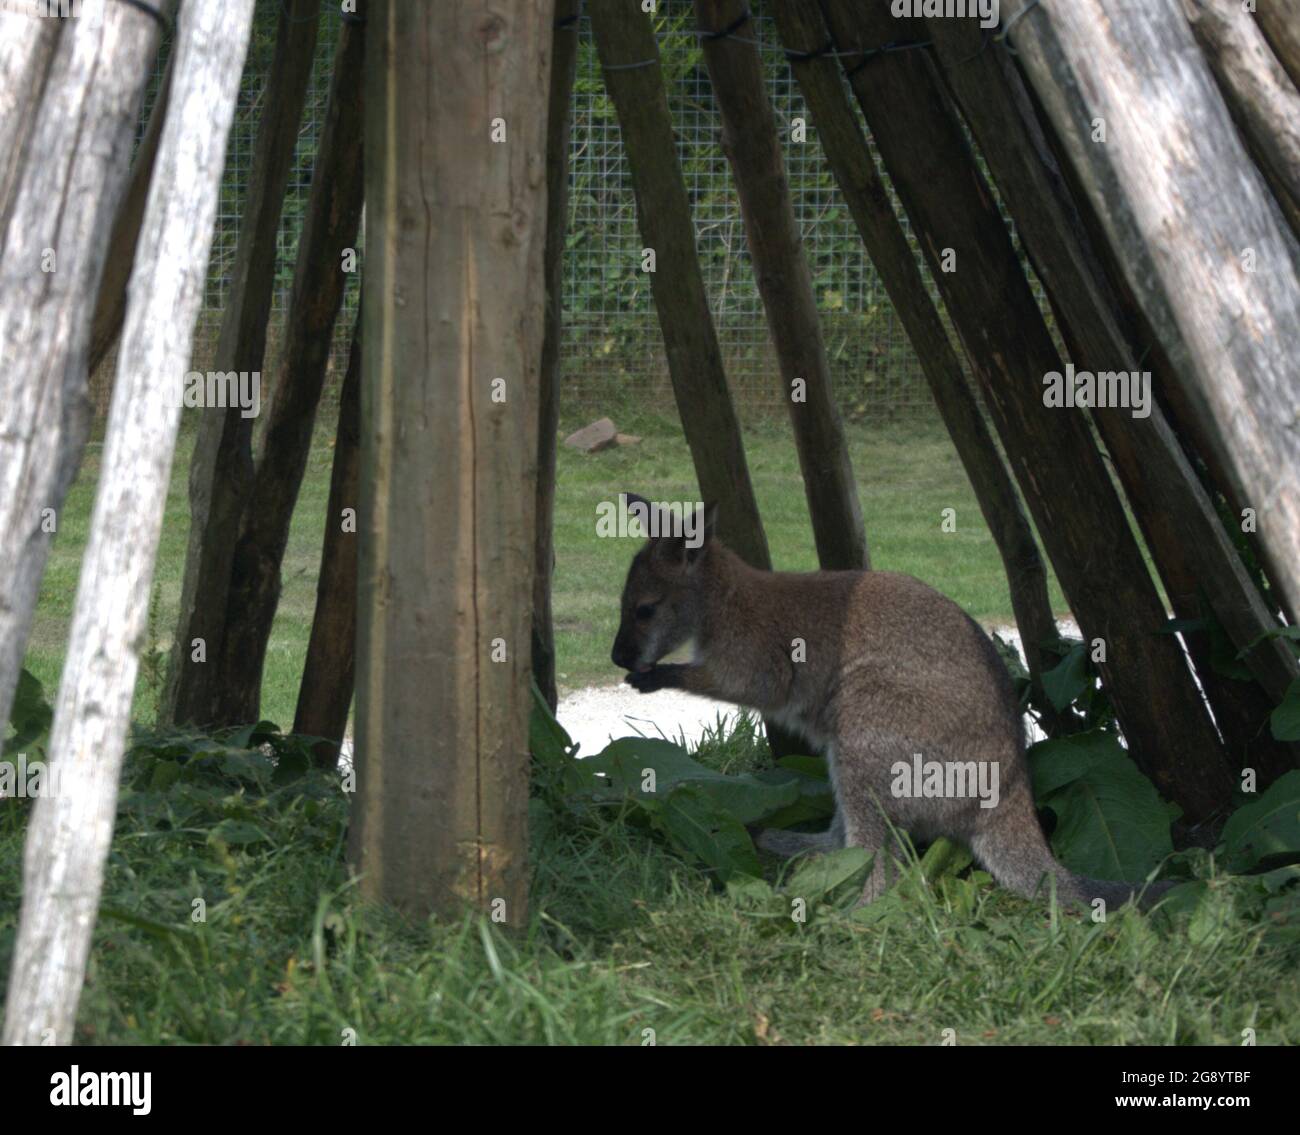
701;500;719;542
680;501;718;568
621;492;653;540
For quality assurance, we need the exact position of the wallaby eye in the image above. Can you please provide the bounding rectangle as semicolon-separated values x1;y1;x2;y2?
634;602;658;621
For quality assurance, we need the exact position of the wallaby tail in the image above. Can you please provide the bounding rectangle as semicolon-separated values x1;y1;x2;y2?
971;792;1174;912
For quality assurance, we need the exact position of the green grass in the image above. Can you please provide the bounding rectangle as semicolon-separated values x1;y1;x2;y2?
1;717;1293;1046
23;408;1068;724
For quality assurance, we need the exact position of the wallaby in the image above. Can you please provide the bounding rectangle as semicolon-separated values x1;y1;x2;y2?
609;495;1173;911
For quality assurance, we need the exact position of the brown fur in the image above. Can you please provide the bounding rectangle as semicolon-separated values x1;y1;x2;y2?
611;499;1171;911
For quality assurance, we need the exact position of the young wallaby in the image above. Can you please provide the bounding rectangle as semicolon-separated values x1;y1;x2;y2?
610;496;1172;911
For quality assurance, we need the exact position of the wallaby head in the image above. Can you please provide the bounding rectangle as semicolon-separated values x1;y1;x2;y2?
610;494;718;674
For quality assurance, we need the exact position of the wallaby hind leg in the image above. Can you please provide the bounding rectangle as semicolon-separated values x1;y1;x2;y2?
838;800;909;906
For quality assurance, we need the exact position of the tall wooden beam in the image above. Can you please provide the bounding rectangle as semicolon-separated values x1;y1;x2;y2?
3;0;254;1046
350;0;552;920
925;13;1297;779
587;0;770;570
695;0;867;571
819;0;1231;820
1000;0;1300;636
216;9;367;723
162;0;320;727
532;0;582;713
294;311;362;769
0;4;163;760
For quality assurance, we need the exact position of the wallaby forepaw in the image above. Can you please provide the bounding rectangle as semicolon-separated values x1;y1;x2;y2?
625;665;679;693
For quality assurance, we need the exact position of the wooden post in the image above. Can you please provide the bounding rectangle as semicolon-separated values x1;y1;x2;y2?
924;13;1298;776
350;0;552;920
1183;0;1300;239
294;312;362;768
2;0;255;1046
774;0;1066;720
0;14;60;236
819;0;1231;820
162;0;320;728
0;3;163;761
89;43;177;375
532;0;582;713
216;9;366;724
1253;0;1300;90
587;0;770;570
695;0;867;571
1000;0;1300;637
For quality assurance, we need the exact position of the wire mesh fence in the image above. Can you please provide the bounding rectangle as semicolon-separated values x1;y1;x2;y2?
90;1;975;423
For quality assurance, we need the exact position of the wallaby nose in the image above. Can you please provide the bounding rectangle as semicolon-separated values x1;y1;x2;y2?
611;640;633;671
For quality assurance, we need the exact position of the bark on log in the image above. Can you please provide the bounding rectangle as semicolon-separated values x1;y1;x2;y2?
587;0;770;570
88;41;176;375
695;0;868;572
349;0;552;921
162;0;320;728
1183;0;1300;240
820;0;1232;820
215;10;366;724
295;313;362;769
925;14;1297;778
2;0;254;1047
0;13;60;238
999;0;1300;645
774;0;1066;722
0;3;164;762
1253;0;1300;91
532;0;581;714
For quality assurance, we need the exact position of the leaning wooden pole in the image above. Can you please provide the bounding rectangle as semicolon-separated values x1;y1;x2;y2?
89;38;177;375
0;3;164;762
216;8;367;724
0;14;60;236
162;0;320;728
1183;0;1300;241
350;0;552;921
3;0;255;1046
695;0;867;571
1000;0;1300;629
532;0;582;713
294;311;362;769
774;0;1066;722
924;12;1298;777
819;0;1231;820
587;0;770;569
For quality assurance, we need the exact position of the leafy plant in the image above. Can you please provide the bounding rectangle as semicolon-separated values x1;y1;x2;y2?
1028;729;1180;881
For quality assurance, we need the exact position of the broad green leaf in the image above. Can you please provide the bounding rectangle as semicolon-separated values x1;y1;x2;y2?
585;736;800;824
1041;642;1088;711
1030;730;1179;880
785;846;873;904
751;766;834;828
1218;770;1300;871
1270;679;1300;742
529;680;575;766
652;784;760;880
6;668;53;751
